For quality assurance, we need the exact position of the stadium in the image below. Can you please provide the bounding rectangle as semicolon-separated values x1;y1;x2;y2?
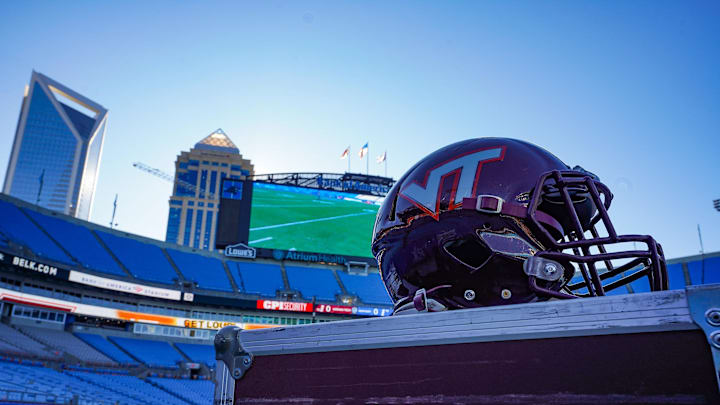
0;190;718;404
2;2;719;404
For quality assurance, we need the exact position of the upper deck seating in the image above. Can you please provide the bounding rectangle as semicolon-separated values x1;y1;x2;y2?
167;249;233;292
25;210;126;276
687;257;720;285
96;231;178;284
108;336;185;367
285;265;341;301
0;200;73;265
338;271;393;305
231;262;284;297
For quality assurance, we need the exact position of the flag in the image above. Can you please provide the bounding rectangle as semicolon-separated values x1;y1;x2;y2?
376;151;386;164
358;142;368;158
340;146;350;159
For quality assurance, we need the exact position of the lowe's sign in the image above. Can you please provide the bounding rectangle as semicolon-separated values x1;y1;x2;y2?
224;242;256;259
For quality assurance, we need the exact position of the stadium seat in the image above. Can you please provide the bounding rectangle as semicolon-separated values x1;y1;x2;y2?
338;271;393;305
285;265;341;301
0;361;125;404
175;342;215;366
687;257;720;285
74;332;139;365
96;231;179;284
69;372;190;405
108;336;185;367
0;323;59;359
150;377;214;405
167;248;233;291
0;200;74;265
231;262;284;297
25;210;127;277
20;326;115;365
666;263;688;290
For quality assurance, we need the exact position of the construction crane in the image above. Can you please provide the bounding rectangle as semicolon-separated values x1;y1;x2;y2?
132;162;217;200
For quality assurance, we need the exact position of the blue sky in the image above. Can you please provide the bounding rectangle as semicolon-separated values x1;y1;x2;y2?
0;1;718;259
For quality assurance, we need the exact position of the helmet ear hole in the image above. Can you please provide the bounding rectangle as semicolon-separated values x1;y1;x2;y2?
443;238;493;270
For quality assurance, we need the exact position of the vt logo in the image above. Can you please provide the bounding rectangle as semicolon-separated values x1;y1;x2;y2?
399;146;505;220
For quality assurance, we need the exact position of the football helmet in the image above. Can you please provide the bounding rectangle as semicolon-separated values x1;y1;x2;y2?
371;138;667;313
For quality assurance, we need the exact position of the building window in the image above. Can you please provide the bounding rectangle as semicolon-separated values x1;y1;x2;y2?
208;203;214;208
179;162;188;169
170;200;182;206
187;201;194;206
189;159;199;166
203;211;213;249
198;202;204;207
177;170;198;196
183;209;194;246
230;165;243;172
193;209;204;248
209;171;218;197
211;162;219;166
200;170;208;199
166;207;182;243
221;163;228;167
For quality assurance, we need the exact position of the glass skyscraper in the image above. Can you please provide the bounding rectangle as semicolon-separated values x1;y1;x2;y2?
3;71;108;220
165;129;253;250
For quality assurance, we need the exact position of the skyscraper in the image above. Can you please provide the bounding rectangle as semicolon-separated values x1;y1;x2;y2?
165;129;253;250
3;71;108;220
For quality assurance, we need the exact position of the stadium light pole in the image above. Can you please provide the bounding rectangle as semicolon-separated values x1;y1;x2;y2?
714;198;720;212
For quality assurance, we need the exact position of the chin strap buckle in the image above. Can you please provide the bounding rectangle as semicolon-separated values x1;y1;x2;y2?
413;288;429;312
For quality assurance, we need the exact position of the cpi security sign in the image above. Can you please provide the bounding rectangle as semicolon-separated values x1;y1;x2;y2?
224;242;256;259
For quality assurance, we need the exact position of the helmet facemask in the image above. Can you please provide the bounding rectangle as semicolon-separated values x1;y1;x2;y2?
526;170;668;298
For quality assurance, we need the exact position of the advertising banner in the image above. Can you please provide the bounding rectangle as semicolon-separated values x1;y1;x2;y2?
68;271;181;301
315;304;354;314
256;299;314;313
0;251;69;279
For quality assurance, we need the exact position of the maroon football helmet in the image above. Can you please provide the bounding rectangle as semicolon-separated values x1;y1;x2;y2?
372;138;667;313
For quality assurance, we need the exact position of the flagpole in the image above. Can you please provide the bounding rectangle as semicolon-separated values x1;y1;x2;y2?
367;144;369;176
348;147;351;173
385;151;387;177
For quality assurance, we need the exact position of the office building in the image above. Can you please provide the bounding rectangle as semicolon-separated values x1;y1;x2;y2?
3;71;108;220
165;129;253;250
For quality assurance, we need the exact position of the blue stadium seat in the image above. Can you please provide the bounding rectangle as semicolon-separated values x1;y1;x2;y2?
568;271;630;296
69;372;190;405
96;231;179;284
0;361;127;404
687;257;720;285
74;333;139;365
0;200;73;265
666;263;687;290
25;210;126;276
285;265;341;301
167;249;233;291
231;262;284;297
150;377;214;405
175;342;215;366
108;336;185;367
338;271;393;305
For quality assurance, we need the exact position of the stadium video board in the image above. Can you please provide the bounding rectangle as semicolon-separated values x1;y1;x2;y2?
248;182;382;258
